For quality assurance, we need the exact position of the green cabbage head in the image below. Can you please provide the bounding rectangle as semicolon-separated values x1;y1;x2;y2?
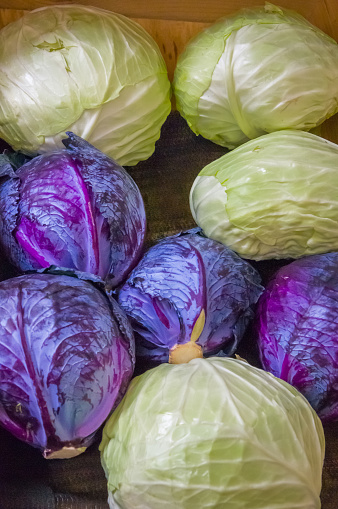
190;130;338;260
0;5;171;166
100;357;325;509
173;3;338;149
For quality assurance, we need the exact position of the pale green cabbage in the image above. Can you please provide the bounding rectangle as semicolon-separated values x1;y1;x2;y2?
173;3;338;149
190;130;338;260
100;357;324;509
0;5;171;166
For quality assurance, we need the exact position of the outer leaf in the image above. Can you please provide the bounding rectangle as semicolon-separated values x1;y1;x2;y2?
100;357;325;509
256;252;338;422
63;133;146;287
15;151;105;274
118;230;263;362
0;273;135;457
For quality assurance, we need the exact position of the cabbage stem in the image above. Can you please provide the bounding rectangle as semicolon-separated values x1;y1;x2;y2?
169;342;203;364
43;446;87;459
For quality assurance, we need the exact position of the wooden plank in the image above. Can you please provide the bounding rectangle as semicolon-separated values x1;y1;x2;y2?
320;114;338;145
0;0;337;38
133;18;209;81
0;8;25;26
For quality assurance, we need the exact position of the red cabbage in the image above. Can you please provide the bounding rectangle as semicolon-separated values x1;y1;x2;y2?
118;229;263;363
256;252;338;422
0;272;135;458
0;133;146;288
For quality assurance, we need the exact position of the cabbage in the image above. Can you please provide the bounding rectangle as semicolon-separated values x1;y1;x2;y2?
0;132;146;288
190;130;338;260
118;229;263;363
173;3;338;148
0;5;171;166
0;271;135;458
100;357;325;509
256;252;338;422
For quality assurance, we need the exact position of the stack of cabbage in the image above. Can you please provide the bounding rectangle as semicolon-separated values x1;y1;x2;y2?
100;5;338;509
0;3;336;509
184;4;338;433
0;132;144;458
177;3;338;261
0;4;161;459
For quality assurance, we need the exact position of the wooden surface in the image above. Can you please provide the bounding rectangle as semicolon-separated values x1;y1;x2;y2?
0;0;337;29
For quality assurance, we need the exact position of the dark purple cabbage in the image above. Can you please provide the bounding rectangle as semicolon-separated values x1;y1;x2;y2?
0;272;135;458
0;133;146;288
256;252;338;422
117;229;263;363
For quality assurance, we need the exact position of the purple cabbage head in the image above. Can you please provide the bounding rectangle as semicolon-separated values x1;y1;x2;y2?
117;229;263;363
0;272;135;458
0;133;146;288
256;252;338;422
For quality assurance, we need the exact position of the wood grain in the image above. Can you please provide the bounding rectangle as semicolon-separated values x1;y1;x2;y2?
319;115;338;146
134;18;209;81
0;0;337;35
0;8;25;26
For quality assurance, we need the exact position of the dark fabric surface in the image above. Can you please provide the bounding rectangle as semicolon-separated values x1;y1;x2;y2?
0;111;337;508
